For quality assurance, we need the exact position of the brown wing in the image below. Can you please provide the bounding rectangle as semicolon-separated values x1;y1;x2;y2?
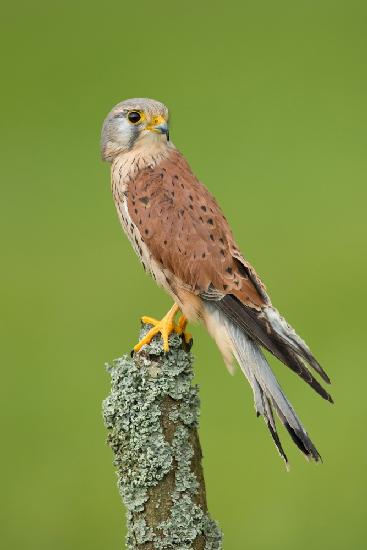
127;149;269;309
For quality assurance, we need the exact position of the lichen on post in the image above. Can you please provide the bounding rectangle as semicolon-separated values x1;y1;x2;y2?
103;323;223;549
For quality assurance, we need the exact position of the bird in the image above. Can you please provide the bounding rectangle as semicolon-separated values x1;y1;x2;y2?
101;97;333;466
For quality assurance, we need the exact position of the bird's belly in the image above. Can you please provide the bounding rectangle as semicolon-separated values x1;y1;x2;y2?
113;195;203;323
115;197;151;270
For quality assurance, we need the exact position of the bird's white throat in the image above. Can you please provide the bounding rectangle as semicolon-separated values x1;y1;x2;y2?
111;142;173;191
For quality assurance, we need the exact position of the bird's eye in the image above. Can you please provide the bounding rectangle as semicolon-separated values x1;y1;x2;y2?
128;111;141;124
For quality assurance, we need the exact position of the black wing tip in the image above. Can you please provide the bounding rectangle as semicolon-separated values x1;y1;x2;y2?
309;357;331;385
279;348;333;404
313;380;334;403
218;295;333;399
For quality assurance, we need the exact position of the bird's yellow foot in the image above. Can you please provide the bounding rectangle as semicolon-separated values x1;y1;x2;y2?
176;315;192;345
134;304;181;353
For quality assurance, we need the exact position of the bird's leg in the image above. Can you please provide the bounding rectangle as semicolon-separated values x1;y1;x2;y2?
134;303;181;353
175;314;192;344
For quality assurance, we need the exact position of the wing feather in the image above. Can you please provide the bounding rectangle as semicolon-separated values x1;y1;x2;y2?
215;294;333;402
127;149;267;308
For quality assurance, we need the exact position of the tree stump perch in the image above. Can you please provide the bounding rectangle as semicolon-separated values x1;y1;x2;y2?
103;323;223;549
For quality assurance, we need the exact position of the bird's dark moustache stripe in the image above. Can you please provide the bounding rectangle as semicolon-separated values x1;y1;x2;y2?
128;125;140;150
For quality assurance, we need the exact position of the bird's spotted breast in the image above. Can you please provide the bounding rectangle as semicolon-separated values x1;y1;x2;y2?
111;151;176;291
126;149;267;308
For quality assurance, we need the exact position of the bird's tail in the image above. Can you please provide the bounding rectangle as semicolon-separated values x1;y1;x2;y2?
203;302;322;466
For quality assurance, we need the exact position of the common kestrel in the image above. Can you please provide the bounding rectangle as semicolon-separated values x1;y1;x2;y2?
101;98;332;465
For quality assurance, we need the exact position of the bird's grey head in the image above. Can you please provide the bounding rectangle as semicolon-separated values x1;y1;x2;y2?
101;98;170;162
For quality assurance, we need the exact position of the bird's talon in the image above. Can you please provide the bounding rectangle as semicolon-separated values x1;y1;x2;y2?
133;307;192;354
183;331;192;344
175;315;192;345
134;304;180;353
141;315;159;325
176;315;187;332
180;332;193;352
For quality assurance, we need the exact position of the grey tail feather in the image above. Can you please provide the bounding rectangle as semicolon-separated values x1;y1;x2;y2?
206;303;322;463
254;379;289;465
216;295;333;403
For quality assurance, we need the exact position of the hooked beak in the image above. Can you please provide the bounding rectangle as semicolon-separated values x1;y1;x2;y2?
146;115;169;140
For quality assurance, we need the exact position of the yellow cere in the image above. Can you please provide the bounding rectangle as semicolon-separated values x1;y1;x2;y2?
146;114;167;132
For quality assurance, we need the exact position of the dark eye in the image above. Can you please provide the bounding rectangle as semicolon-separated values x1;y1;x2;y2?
128;111;141;124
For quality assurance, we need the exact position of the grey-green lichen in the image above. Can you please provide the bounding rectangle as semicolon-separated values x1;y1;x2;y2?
103;324;223;549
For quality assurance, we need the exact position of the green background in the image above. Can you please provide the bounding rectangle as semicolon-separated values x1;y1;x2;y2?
1;1;366;548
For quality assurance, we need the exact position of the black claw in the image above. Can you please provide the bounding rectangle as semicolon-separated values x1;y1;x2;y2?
181;335;193;352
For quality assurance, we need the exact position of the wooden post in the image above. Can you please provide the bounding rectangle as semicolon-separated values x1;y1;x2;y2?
103;323;223;549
